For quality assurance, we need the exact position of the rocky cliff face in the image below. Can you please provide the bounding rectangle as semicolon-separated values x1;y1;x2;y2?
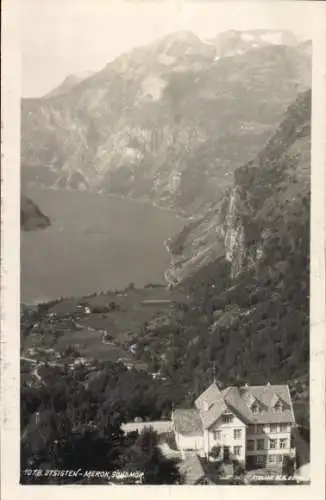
135;90;310;386
168;89;310;282
21;30;311;215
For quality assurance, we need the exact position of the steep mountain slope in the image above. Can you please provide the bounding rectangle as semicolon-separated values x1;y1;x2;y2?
21;31;311;214
21;197;51;231
208;29;304;58
135;90;310;392
44;71;94;99
167;89;310;282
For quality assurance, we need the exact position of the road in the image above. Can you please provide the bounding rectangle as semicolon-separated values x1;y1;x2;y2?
21;356;37;364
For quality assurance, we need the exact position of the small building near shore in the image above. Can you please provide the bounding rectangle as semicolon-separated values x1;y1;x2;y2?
141;299;172;307
121;420;173;436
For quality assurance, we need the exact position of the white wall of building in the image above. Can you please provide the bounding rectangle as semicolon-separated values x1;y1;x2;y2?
175;432;204;452
173;416;296;469
246;422;295;466
121;420;172;435
204;413;247;464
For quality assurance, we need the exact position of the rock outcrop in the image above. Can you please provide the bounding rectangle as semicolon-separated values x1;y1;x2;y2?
21;197;51;231
167;89;310;283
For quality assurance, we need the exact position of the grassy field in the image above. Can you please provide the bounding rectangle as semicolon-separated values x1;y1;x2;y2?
22;286;187;367
49;287;183;314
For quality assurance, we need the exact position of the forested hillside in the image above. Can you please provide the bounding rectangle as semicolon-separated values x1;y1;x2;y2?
20;90;311;480
135;90;310;401
21;359;182;484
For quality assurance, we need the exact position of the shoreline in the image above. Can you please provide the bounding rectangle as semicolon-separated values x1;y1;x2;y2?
22;187;189;306
24;185;189;223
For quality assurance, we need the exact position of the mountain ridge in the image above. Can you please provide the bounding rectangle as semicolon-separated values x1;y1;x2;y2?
21;30;311;215
44;71;94;99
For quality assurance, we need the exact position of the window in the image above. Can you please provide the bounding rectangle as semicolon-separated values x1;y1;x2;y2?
234;429;242;439
276;455;283;464
256;455;266;466
280;438;287;449
269;439;277;449
233;446;241;456
257;439;265;450
222;414;233;423
270;424;278;433
274;401;283;413
213;430;221;440
256;424;264;434
280;423;288;432
251;403;259;414
248;425;256;434
247;440;255;451
268;455;275;464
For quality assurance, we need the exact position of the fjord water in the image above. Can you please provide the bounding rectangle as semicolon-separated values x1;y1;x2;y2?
21;189;185;304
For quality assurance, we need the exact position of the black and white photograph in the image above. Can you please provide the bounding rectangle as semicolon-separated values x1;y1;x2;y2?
1;0;326;495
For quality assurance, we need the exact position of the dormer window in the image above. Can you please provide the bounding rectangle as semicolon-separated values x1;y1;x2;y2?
251;399;264;415
246;393;264;414
251;402;260;415
274;401;283;413
271;393;287;413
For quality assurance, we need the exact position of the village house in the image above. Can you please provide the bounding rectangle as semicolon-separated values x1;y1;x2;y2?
172;381;296;470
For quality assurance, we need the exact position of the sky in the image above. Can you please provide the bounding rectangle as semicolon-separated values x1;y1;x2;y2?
21;0;315;97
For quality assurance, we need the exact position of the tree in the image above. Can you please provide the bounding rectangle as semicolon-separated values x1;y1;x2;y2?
125;429;181;484
282;455;295;479
209;445;221;460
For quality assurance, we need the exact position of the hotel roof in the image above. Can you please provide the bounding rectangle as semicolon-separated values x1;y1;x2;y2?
193;382;296;429
172;409;203;435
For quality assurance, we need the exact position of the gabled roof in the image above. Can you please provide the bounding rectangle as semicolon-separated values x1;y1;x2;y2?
243;391;257;407
172;409;203;436
270;392;288;408
222;386;253;424
194;382;222;410
238;385;295;424
191;383;296;428
199;397;229;429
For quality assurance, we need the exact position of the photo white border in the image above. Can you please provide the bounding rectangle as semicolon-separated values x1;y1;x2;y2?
1;1;325;500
